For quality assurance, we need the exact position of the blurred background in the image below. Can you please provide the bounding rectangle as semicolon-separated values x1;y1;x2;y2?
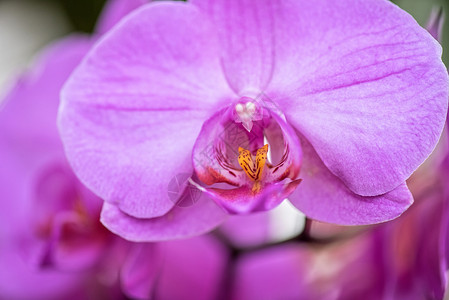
0;0;447;99
0;0;105;98
0;1;447;299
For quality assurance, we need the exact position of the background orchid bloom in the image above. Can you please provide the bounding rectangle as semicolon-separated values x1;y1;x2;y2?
0;0;148;272
120;236;228;300
0;2;229;299
0;34;127;300
58;0;448;242
231;174;449;300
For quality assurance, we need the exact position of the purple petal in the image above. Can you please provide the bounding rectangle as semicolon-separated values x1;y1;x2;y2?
232;236;386;300
381;189;449;299
122;236;227;300
46;212;109;271
120;243;161;299
289;135;413;225
266;0;448;196
100;193;228;242
191;0;276;94
59;2;234;219
154;236;228;300
231;244;310;300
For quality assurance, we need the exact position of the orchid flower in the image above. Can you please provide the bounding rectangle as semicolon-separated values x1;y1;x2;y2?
58;0;448;241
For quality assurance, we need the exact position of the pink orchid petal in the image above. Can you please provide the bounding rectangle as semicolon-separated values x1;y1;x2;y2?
192;0;447;196
100;193;228;242
59;2;234;219
265;0;448;196
289;135;413;225
191;0;276;93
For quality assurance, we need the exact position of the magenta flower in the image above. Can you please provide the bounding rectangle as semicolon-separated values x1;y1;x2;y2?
0;0;151;272
231;238;387;300
59;0;448;241
0;35;124;300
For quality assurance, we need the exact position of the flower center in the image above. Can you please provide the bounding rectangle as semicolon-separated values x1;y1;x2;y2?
238;144;268;192
191;98;303;213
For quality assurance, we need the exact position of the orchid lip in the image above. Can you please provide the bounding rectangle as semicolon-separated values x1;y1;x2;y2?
191;98;303;214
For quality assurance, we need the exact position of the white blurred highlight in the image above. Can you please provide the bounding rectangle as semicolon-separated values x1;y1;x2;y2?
267;200;305;242
0;0;70;100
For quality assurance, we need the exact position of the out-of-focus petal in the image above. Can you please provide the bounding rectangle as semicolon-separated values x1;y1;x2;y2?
154;236;228;300
234;244;315;300
426;7;445;42
95;0;148;34
59;2;234;219
0;35;92;238
122;236;227;300
232;236;386;300
231;244;313;300
381;189;449;299
0;35;91;156
0;247;84;300
46;212;109;271
289;136;413;225
120;243;160;299
100;193;228;242
266;0;448;197
219;213;271;248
